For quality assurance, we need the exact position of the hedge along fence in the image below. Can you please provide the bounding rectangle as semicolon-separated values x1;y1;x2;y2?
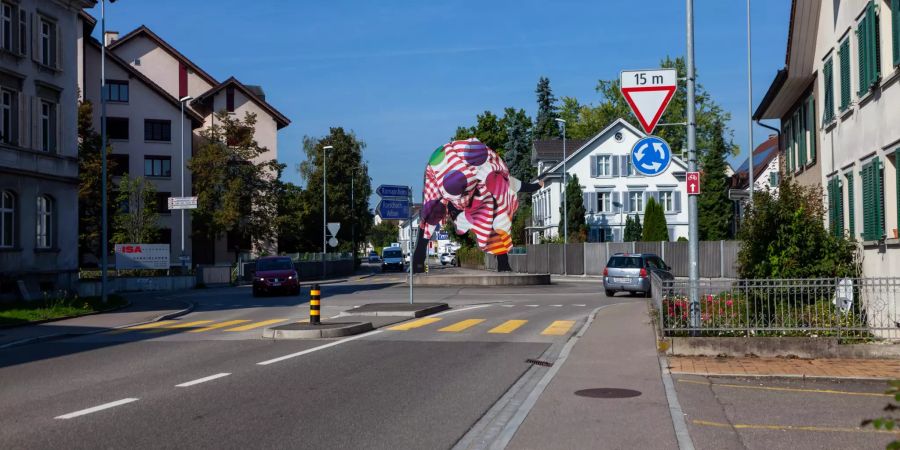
484;241;741;277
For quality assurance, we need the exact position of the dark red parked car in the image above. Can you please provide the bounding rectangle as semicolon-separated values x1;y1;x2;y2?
253;256;299;297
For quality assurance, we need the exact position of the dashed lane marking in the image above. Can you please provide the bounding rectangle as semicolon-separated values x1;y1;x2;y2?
678;378;892;397
188;320;251;333
488;320;528;334
439;319;486;332
55;398;139;419
540;320;575;336
225;319;288;332
387;317;442;331
175;373;231;387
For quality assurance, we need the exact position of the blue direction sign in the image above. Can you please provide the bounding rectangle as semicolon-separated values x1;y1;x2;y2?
377;185;410;198
631;136;672;177
377;199;410;220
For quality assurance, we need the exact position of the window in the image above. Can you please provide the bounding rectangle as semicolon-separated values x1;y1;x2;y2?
822;57;835;124
839;38;851;111
1;2;10;52
156;192;171;214
597;192;611;213
1;190;14;247
785;93;816;171
769;171;780;187
857;1;881;97
35;195;52;249
109;153;129;177
144;156;171;177
597;155;612;176
0;87;15;145
629;191;643;213
226;86;235;112
659;191;674;213
144;119;171;142
39;100;56;152
102;80;129;102
860;157;884;241
38;17;57;68
827;177;844;238
846;172;856;238
106;117;128;140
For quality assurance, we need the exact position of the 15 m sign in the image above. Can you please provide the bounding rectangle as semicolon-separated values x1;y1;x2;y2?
620;69;677;134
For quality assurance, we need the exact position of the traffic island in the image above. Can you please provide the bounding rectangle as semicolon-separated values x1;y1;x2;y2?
412;273;550;286
340;302;449;318
263;321;374;339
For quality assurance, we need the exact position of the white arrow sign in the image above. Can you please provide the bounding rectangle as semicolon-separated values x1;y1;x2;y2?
328;237;339;248
620;69;678;134
327;222;341;236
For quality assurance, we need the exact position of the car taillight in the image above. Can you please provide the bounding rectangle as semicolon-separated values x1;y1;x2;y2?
640;268;648;278
603;268;608;276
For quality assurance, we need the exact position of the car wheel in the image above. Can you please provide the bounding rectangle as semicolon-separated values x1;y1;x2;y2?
605;289;615;297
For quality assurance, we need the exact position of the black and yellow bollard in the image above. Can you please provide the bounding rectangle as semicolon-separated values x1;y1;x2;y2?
310;284;321;325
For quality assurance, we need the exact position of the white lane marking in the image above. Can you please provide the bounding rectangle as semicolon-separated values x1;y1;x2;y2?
55;398;139;419
257;330;384;365
525;305;539;307
550;304;563;307
574;304;587;307
500;304;515;308
175;373;231;387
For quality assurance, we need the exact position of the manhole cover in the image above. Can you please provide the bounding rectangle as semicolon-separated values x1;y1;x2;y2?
574;388;642;398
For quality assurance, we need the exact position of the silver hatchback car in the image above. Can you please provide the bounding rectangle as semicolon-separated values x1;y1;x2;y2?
602;253;674;297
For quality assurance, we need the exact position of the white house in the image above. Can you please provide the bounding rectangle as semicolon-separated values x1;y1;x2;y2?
531;119;689;243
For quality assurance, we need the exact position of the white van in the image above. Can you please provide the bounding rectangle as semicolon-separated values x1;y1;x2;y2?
381;246;405;272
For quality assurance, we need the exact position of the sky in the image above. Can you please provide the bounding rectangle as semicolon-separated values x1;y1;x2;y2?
88;0;792;208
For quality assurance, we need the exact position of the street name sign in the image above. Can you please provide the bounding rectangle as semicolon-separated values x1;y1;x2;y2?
376;185;410;199
687;171;701;195
168;196;198;210
620;68;678;134
630;136;672;177
377;199;410;220
115;244;170;270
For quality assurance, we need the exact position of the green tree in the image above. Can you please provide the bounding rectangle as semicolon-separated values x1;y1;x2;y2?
297;127;373;254
275;181;306;253
77;100;117;264
624;214;643;242
642;197;669;241
189;111;285;256
501;107;534;182
534;76;560;140
559;174;587;242
737;178;857;279
698;119;733;240
112;174;159;244
453;110;508;157
368;220;399;251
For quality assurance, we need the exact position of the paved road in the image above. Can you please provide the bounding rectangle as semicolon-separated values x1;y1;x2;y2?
0;272;623;449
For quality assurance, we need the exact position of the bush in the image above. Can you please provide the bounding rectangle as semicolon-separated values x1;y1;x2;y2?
456;246;485;269
642;197;669;241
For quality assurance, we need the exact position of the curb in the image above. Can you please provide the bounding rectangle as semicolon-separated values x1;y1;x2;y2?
0;300;196;350
668;371;898;381
264;322;374;339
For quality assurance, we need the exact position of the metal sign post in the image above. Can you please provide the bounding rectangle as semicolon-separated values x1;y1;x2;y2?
686;0;701;332
407;189;414;304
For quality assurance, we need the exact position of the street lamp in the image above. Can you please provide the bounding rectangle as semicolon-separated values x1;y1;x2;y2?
99;0;118;304
322;145;333;278
179;95;193;270
555;118;567;275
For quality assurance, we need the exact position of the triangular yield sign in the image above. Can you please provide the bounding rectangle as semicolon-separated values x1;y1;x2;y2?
621;86;677;134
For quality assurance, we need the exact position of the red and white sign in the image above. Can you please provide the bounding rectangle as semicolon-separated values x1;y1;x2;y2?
686;171;701;195
620;69;678;134
115;243;170;270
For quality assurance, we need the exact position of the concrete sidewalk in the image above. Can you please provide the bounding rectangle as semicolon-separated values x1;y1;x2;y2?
508;301;681;450
670;356;900;380
0;292;193;349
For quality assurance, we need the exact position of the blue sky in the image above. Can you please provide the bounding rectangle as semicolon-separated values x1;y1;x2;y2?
88;0;791;207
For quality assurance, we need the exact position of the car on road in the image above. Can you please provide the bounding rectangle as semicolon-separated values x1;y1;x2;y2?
602;253;673;297
381;246;405;272
253;256;300;297
440;252;456;266
368;251;380;263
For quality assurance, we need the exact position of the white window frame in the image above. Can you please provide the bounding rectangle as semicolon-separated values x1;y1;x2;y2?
1;2;11;52
597;155;612;177
659;191;674;213
629;191;644;213
40;99;55;152
597;191;611;213
35;195;52;249
1;190;13;247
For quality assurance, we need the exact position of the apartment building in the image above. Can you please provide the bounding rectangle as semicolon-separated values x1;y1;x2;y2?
755;0;899;278
531;118;689;243
0;0;95;295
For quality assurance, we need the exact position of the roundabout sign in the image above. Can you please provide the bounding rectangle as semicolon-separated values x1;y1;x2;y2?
630;136;672;177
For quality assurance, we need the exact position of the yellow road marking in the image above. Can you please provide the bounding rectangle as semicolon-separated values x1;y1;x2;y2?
439;319;485;332
224;319;288;332
144;320;214;333
387;318;442;331
541;320;575;336
677;378;891;397
188;320;251;333
692;419;895;434
489;320;528;334
125;320;178;330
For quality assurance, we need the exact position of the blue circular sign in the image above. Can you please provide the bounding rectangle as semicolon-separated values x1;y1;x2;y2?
630;136;672;177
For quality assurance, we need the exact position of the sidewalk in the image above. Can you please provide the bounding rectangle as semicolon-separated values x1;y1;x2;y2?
508;301;681;450
0;292;193;349
669;356;900;380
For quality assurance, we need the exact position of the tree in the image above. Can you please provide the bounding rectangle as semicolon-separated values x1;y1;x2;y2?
502;107;534;182
737;179;857;279
297;127;373;254
698;119;733;240
533;77;560;140
454;110;508;157
77;100;117;264
624;214;643;242
559;174;587;242
642;197;669;241
275;181;306;253
112;175;159;244
368;220;399;251
189;111;285;256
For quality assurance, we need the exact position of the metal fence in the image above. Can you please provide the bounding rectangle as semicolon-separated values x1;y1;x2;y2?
651;275;900;340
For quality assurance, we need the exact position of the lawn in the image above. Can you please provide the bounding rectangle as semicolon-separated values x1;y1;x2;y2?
0;293;126;327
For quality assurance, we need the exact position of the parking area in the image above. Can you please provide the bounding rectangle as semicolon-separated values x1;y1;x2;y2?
673;374;897;450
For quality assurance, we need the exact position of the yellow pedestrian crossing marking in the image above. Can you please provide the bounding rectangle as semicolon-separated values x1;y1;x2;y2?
188;320;251;333
439;319;485;332
126;320;178;330
489;320;528;334
224;319;288;332
541;320;575;336
144;320;214;333
388;317;442;331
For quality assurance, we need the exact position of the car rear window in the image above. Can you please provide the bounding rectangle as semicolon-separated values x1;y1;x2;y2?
257;258;293;271
607;256;643;268
383;249;402;258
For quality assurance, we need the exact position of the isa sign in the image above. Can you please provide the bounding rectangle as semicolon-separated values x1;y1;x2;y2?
377;199;410;220
115;244;170;270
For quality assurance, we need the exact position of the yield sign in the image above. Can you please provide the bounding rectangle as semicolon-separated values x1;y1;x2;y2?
620;69;678;134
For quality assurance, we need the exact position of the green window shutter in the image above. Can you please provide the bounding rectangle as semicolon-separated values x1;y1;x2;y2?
859;13;869;96
862;163;872;240
847;172;856;239
784;121;793;172
896;149;900;233
807;96;816;163
823;59;835;123
875;157;884;238
828;179;837;236
893;0;900;66
840;40;851;110
837;178;844;237
796;110;806;167
873;2;881;79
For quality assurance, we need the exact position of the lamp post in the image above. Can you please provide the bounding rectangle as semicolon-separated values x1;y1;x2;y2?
179;95;192;270
99;0;117;304
322;145;333;278
746;0;755;202
555;118;567;275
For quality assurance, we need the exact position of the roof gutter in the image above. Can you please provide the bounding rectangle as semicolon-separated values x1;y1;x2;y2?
752;68;788;120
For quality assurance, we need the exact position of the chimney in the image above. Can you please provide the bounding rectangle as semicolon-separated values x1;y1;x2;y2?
104;31;119;46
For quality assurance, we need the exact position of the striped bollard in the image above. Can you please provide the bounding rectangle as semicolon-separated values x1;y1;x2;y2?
310;284;321;325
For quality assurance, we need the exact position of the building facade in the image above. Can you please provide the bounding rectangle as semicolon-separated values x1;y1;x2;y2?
531;119;689;243
756;0;900;278
729;135;781;235
0;0;95;296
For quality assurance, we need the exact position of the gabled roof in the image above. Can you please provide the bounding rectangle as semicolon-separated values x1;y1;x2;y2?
731;135;780;189
532;139;590;163
108;25;219;88
192;77;291;129
87;38;204;127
